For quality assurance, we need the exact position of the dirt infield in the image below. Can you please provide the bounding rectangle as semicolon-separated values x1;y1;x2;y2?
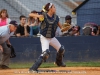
0;67;100;75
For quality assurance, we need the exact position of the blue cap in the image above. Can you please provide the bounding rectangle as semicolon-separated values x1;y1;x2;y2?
9;20;18;26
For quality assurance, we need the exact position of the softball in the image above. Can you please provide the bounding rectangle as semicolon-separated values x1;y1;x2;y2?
39;17;44;21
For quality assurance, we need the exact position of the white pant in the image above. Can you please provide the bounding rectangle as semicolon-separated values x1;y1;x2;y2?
40;35;61;52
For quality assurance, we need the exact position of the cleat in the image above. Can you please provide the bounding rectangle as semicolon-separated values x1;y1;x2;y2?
29;69;38;73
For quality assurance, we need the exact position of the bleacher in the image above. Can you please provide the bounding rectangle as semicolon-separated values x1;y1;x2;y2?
0;0;85;24
16;0;71;17
0;0;21;22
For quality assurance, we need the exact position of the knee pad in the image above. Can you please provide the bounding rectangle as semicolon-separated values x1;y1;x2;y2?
58;45;65;55
42;49;50;61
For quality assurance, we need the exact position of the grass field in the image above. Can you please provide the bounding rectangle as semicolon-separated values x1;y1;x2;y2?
0;62;100;75
9;62;100;69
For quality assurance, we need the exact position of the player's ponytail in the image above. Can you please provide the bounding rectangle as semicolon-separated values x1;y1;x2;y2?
43;3;53;12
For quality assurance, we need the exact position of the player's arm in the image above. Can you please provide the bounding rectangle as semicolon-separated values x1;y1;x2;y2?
58;22;67;32
58;22;62;29
29;13;44;19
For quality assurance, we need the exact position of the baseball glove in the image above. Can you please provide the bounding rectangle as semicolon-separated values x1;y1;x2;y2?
61;23;71;32
7;44;16;58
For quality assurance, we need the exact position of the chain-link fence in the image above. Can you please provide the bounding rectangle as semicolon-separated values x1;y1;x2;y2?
0;0;82;24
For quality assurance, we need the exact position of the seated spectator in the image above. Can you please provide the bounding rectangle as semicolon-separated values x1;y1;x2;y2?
62;15;80;36
65;15;75;26
62;25;80;36
82;22;98;36
0;9;11;27
28;10;40;36
16;15;30;37
56;15;75;37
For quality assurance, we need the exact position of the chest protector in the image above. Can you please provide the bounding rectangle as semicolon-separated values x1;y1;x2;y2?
40;13;58;38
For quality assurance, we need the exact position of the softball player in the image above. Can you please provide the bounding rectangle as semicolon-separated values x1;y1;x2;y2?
29;3;66;72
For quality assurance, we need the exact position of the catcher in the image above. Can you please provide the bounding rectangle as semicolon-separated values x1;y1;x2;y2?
29;3;66;73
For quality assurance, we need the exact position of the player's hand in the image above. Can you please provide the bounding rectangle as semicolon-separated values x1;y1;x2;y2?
0;45;3;52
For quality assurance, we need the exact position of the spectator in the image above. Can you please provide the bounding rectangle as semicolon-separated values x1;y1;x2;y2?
67;25;80;36
28;11;40;36
82;22;98;36
16;15;30;37
62;15;79;36
65;15;74;26
0;9;11;27
0;20;18;69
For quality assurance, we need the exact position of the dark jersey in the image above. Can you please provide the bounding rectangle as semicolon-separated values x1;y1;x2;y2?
40;12;59;38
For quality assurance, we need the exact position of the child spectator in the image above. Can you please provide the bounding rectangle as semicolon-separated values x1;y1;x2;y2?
0;9;11;27
16;15;30;37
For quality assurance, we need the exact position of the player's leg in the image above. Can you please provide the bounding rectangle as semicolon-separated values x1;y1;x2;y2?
29;35;50;72
50;37;66;67
0;42;11;69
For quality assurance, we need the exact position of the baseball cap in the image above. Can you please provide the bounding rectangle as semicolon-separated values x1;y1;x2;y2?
9;20;18;26
65;15;72;20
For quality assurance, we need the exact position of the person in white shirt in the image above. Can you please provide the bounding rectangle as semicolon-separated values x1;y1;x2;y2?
0;20;18;69
55;15;75;37
62;15;77;36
